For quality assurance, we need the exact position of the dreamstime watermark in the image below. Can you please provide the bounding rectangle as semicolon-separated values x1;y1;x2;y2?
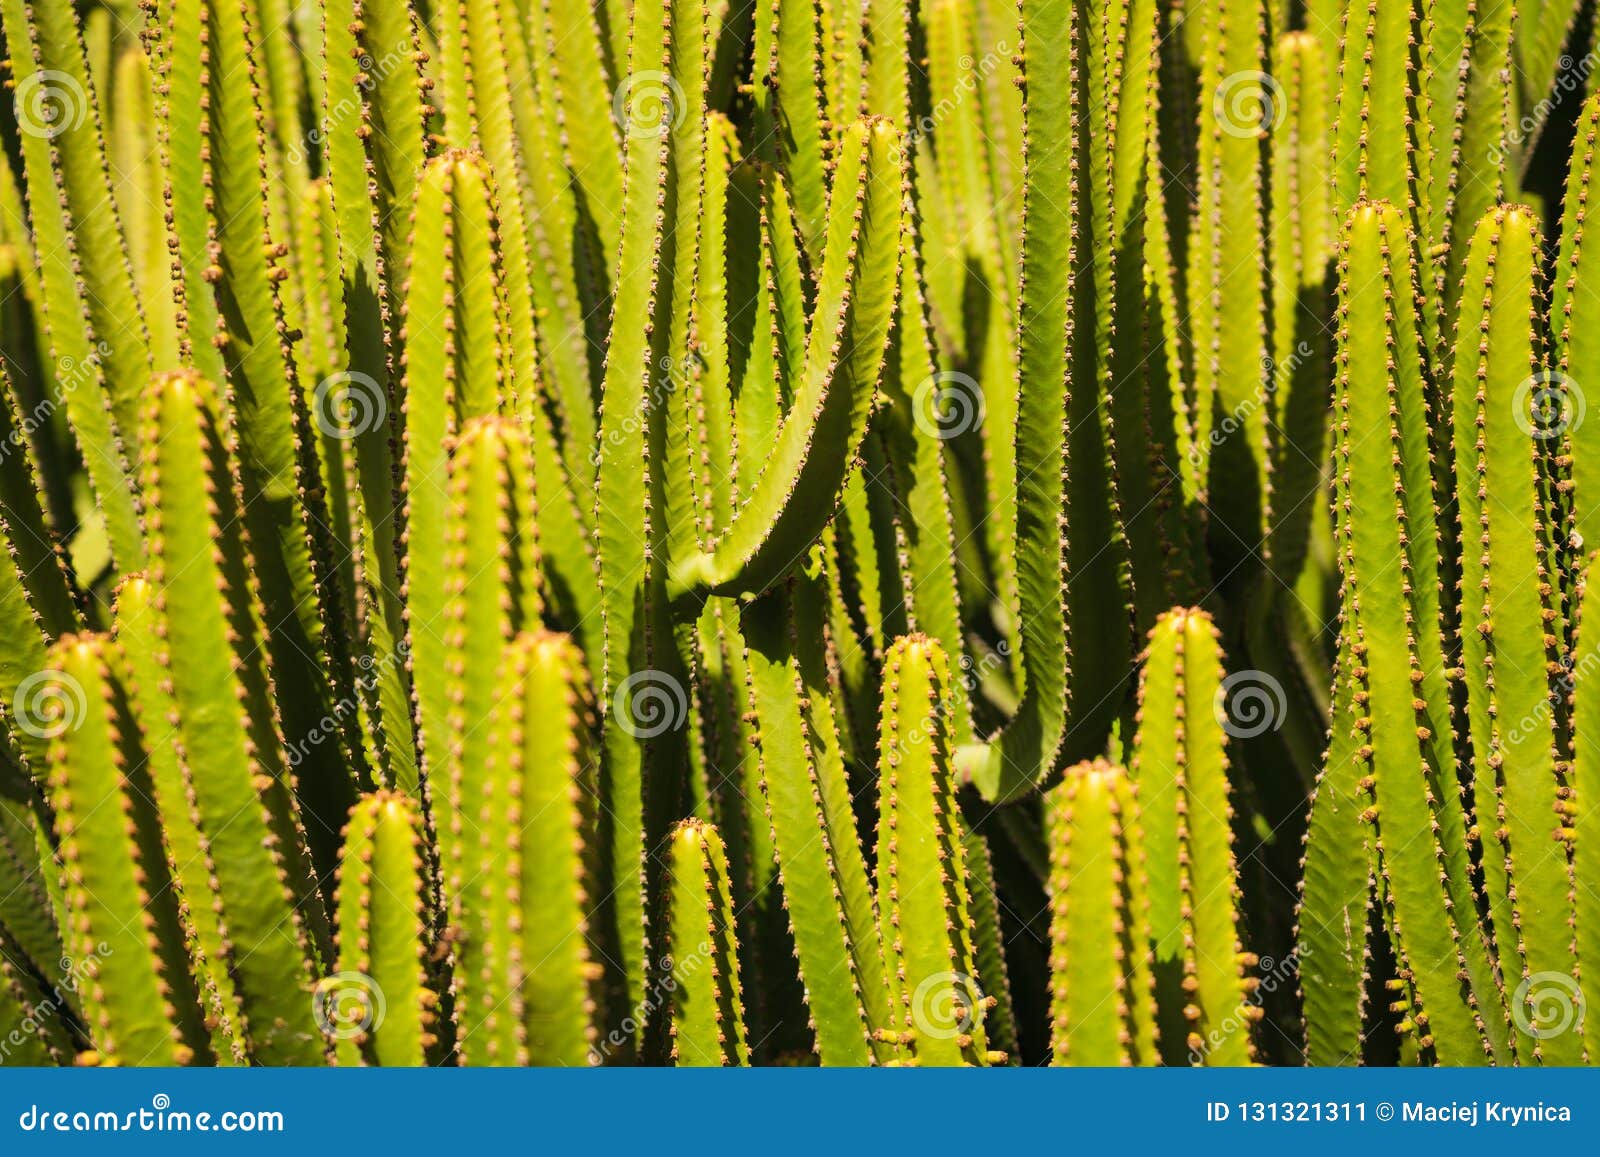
613;669;689;739
1512;370;1584;441
313;370;388;440
899;40;1011;157
590;353;696;467
1505;643;1600;747
1;345;112;468
288;38;415;168
1512;971;1585;1041
17;1093;282;1134
910;971;989;1042
1212;669;1287;739
1490;51;1600;166
588;946;710;1064
956;638;1011;698
1213;70;1284;139
1188;342;1312;468
312;971;386;1041
1188;949;1296;1063
284;640;409;768
912;370;985;440
0;944;111;1062
613;71;685;140
8;668;87;741
12;70;87;139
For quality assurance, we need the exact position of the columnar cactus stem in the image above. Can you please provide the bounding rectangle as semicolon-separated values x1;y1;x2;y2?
138;370;326;1064
1335;201;1504;1064
665;818;750;1066
1132;608;1255;1065
593;0;706;1034
1451;205;1579;1065
1297;640;1374;1065
671;116;904;600
1047;758;1157;1066
400;149;509;789
331;791;438;1066
317;0;430;789
113;575;247;1065
970;0;1076;804
740;586;890;1064
1420;0;1512;336
44;633;211;1066
0;0;146;564
1572;554;1600;1063
751;0;830;256
431;420;549;1063
874;636;994;1066
1266;30;1333;590
195;0;361;840
500;631;605;1066
1185;0;1271;580
1554;93;1600;556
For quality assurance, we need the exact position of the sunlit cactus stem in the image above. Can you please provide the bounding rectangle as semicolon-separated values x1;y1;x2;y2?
329;791;439;1067
664;819;750;1066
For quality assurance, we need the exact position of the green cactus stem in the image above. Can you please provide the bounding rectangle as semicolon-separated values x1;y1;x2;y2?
137;369;326;1064
874;636;995;1066
329;791;439;1066
1132;608;1256;1065
1046;758;1157;1066
44;633;211;1065
1452;205;1579;1065
664;818;749;1066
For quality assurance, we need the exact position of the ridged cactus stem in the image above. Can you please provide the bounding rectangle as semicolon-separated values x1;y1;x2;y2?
1452;205;1579;1065
501;631;604;1066
1336;201;1504;1064
400;148;509;792
1047;758;1157;1066
671;117;905;601
137;370;326;1064
665;819;749;1066
1572;554;1600;1062
1132;608;1256;1065
971;0;1076;804
330;792;439;1066
45;633;211;1065
112;575;247;1064
874;636;994;1066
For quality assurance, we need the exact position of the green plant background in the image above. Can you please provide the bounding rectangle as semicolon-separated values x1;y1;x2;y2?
0;0;1595;1066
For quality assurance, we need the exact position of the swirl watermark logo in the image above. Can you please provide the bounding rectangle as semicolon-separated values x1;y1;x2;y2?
1513;971;1585;1040
1212;669;1286;739
613;71;685;140
10;669;87;740
613;669;688;739
912;371;985;440
1513;370;1584;441
910;971;985;1041
312;971;386;1041
313;371;387;440
13;70;88;140
1212;70;1284;138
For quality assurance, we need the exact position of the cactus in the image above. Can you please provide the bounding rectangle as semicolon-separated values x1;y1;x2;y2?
663;819;749;1066
1132;609;1255;1065
329;791;439;1066
4;0;1600;1069
1047;759;1157;1065
44;633;211;1065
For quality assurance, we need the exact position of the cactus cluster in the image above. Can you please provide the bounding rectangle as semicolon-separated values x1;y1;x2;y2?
2;0;1599;1067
